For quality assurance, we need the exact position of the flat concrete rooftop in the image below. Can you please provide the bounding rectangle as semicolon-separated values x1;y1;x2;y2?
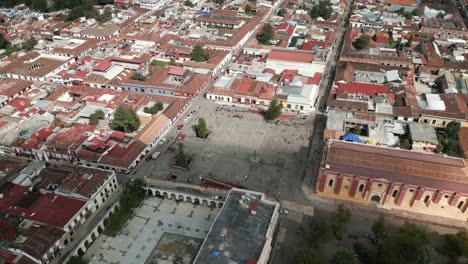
194;190;275;264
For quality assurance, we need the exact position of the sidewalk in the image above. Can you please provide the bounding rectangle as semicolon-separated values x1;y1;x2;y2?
306;193;467;232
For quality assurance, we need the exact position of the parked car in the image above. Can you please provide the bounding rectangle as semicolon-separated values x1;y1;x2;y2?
279;208;289;215
151;151;161;160
177;124;184;130
158;138;167;145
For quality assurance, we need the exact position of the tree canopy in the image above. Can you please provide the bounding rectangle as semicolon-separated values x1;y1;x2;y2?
372;216;389;244
310;0;333;20
89;109;105;125
444;232;468;258
333;249;360;264
277;8;287;17
21;37;37;51
354;35;371;49
245;4;251;15
184;0;195;7
264;98;282;120
295;249;322;264
191;44;209;62
143;102;163;115
257;23;274;45
176;143;187;167
196;118;208;139
331;204;351;239
0;34;9;49
110;106;140;133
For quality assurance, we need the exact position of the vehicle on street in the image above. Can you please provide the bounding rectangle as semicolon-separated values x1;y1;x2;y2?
158;138;167;145
151;151;161;160
279;208;289;215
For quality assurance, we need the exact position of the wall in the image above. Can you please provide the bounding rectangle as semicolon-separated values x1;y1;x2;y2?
316;170;468;221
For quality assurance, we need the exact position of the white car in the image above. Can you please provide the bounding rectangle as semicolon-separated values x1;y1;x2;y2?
158;138;167;145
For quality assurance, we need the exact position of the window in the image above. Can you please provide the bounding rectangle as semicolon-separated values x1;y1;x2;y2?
444;195;449;199
358;184;364;192
300;106;304;110
392;190;398;198
457;201;464;209
328;179;334;187
377;184;382;187
409;189;414;193
287;104;291;109
424;195;430;203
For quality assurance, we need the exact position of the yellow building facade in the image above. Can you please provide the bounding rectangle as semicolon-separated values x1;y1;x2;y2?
316;140;468;221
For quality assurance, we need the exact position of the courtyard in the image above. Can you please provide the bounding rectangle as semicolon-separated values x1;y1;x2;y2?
83;197;220;264
135;99;314;201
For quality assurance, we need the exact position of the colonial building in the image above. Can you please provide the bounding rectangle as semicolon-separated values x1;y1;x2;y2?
316;140;468;221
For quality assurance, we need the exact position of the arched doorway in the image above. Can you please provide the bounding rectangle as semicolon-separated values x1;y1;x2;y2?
371;195;381;203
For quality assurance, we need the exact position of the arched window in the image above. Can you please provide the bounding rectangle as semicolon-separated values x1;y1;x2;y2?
424;195;430;203
328;179;334;187
392;190;398;198
458;201;464;210
358;184;365;192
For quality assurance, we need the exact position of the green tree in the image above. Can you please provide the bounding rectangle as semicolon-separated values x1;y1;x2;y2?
99;6;112;22
130;73;147;81
197;117;208;139
68;256;87;264
295;249;321;264
21;37;37;51
308;219;330;248
394;222;432;261
331;204;351;239
143;102;164;115
176;143;187;167
333;249;360;264
191;44;209;62
310;0;333;20
354;35;371;49
264;98;282;120
414;245;437;264
446;121;461;139
405;34;413;47
110;106;141;133
245;4;251;14
184;0;195;7
89;109;105;125
353;242;374;264
257;23;274;45
31;0;48;12
444;232;468;258
0;34;10;49
97;0;113;4
399;138;411;150
277;8;287;17
372;216;389;244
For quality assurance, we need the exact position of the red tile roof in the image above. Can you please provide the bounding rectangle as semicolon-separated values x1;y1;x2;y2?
385;0;417;6
337;82;395;102
268;50;314;63
8;98;30;112
94;60;112;72
0;185;86;228
325;140;468;194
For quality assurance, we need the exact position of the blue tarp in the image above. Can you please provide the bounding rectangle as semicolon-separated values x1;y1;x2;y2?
343;133;361;143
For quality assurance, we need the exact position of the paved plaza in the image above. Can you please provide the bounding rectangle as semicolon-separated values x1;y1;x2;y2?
135;100;313;201
83;197;220;264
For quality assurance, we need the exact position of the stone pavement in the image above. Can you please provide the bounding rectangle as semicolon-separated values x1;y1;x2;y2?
84;197;220;264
